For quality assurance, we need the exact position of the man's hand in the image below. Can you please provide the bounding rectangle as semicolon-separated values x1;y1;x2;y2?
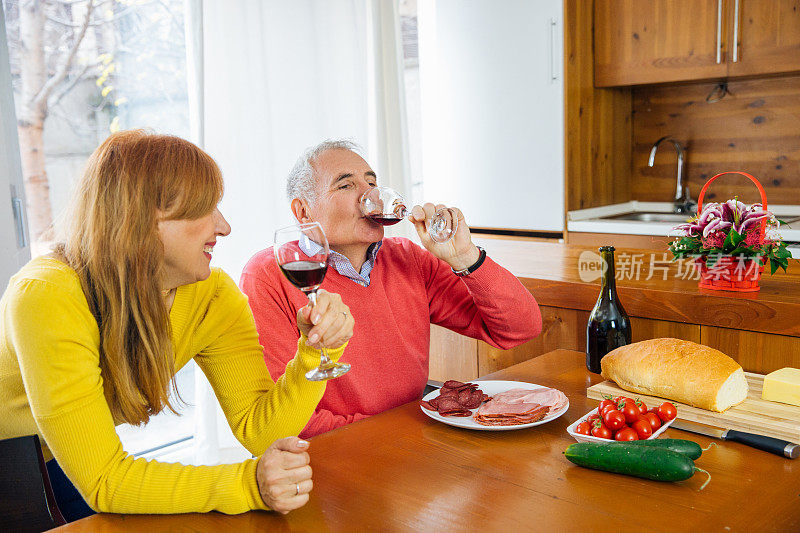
409;203;480;271
296;289;354;349
256;437;313;514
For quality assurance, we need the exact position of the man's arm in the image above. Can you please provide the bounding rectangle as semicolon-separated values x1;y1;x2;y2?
422;251;542;349
405;206;542;348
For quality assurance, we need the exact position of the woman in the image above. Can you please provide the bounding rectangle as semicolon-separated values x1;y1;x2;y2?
0;130;354;519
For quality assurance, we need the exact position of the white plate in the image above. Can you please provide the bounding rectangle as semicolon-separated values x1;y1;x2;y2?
420;380;570;431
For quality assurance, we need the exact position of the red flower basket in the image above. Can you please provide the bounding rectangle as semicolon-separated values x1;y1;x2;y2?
696;172;768;292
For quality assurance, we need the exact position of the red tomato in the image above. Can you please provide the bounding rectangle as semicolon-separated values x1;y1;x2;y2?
599;399;617;415
619;400;641;424
602;409;626;431
591;421;612;440
643;412;662;431
657;402;678;423
613;395;631;404
575;421;592;435
632;419;653;439
614;427;639;441
587;413;602;424
635;399;648;415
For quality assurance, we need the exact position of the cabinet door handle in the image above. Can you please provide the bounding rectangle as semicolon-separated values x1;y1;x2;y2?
732;0;740;62
549;17;558;82
11;196;28;248
716;0;723;63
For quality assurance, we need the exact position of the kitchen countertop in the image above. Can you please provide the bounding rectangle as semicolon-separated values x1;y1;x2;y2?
55;350;800;532
473;238;800;338
567;202;800;256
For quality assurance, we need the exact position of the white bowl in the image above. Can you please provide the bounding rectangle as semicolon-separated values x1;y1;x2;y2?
566;407;675;443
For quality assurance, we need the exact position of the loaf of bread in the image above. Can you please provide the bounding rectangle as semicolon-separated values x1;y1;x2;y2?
600;338;748;412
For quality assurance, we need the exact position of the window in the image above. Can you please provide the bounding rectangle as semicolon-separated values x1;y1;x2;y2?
3;0;195;461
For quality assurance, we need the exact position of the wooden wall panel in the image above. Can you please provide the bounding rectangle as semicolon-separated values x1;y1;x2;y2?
702;325;800;374
631;317;700;343
475;305;699;377
428;324;478;382
631;76;800;205
564;0;632;212
477;306;589;376
567;231;672;251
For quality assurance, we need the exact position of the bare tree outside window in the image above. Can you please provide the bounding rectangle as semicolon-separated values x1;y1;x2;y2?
4;0;194;459
4;0;188;254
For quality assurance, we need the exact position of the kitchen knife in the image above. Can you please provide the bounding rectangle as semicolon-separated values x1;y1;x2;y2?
671;419;800;459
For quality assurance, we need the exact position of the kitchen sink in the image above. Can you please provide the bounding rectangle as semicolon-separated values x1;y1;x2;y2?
604;212;694;223
601;211;800;225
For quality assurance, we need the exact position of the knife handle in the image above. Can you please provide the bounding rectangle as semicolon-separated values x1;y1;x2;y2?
725;430;800;459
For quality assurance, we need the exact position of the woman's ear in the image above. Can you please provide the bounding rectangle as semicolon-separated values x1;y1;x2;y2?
290;198;313;223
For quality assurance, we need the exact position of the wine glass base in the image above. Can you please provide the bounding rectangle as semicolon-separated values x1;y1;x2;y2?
305;362;351;381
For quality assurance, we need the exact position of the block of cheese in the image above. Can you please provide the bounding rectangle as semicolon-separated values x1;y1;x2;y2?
762;368;800;407
600;338;748;412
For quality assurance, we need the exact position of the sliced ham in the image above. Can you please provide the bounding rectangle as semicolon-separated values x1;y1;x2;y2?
490;388;569;412
472;386;567;427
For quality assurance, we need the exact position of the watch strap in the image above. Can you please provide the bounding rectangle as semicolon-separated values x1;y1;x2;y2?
452;246;486;277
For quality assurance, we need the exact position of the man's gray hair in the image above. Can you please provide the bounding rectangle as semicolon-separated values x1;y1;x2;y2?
286;139;363;204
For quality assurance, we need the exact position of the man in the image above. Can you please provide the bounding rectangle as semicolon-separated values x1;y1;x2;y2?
240;140;542;438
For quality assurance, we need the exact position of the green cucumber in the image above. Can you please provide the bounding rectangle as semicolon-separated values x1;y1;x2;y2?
622;438;703;460
564;442;701;483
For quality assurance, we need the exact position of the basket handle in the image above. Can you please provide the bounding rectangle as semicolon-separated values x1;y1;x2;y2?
697;171;768;238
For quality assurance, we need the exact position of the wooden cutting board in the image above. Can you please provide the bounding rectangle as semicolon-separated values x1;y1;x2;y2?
587;372;800;443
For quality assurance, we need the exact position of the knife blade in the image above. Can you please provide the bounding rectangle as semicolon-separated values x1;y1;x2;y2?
671;419;800;459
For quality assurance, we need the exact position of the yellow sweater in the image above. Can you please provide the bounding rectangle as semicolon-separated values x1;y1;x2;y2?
0;256;344;515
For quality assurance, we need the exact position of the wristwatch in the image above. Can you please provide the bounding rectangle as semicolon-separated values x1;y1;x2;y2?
452;246;487;277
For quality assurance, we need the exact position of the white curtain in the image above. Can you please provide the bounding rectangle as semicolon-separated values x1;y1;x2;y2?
185;0;410;464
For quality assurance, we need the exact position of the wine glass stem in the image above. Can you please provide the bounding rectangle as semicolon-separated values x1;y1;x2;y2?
306;290;332;366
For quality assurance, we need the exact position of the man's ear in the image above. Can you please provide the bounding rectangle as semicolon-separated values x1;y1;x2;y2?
290;198;313;223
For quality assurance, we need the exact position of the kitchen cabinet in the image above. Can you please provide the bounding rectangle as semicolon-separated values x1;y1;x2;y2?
594;0;727;86
594;0;800;86
428;240;800;380
429;306;700;381
727;0;800;77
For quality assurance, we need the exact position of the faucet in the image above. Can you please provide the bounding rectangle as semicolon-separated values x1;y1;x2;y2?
648;136;696;215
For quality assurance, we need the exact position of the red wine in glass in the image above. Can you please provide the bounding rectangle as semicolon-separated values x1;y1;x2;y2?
274;222;350;381
359;186;457;243
365;214;403;226
278;260;328;292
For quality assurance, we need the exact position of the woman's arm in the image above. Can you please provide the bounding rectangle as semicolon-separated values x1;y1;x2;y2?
7;278;268;514
193;271;348;454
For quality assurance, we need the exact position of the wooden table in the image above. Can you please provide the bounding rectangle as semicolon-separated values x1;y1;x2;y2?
55;350;800;532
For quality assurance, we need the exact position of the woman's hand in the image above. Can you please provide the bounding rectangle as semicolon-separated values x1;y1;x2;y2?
409;203;480;271
256;437;313;514
296;289;353;350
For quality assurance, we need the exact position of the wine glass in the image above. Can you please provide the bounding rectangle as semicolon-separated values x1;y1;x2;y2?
359;186;458;244
274;222;351;381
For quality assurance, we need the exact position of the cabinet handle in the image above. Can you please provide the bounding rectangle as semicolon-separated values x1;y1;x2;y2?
11;195;28;248
733;0;740;62
716;0;723;63
549;18;558;82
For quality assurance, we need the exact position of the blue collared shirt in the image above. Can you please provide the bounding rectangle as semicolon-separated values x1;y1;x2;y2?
300;239;383;287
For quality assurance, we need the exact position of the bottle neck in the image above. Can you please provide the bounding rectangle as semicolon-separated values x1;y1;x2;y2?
600;250;617;298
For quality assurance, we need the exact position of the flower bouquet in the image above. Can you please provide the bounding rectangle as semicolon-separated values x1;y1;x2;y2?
668;172;791;292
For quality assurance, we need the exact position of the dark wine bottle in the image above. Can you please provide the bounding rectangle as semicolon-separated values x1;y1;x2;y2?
586;246;632;374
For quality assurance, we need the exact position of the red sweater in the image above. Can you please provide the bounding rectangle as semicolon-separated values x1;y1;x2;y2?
240;238;542;438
